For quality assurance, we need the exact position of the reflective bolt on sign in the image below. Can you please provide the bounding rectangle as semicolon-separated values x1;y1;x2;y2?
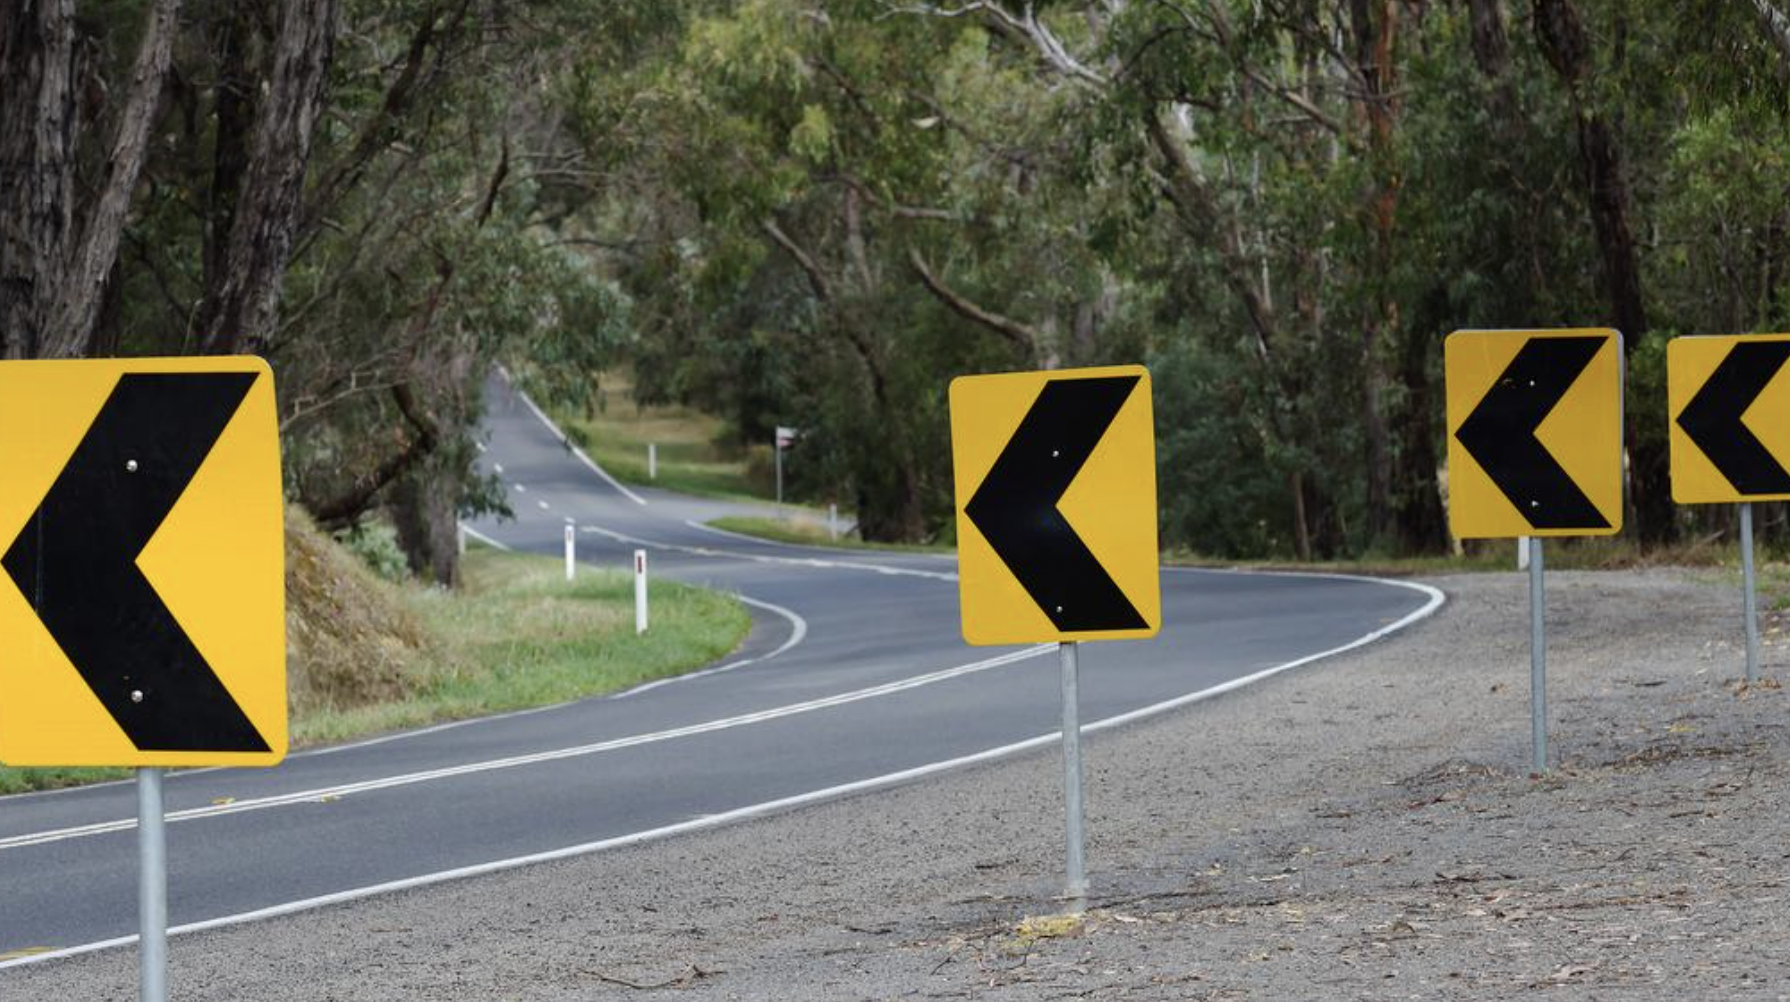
949;365;1160;646
1668;334;1790;504
1445;329;1625;540
0;358;287;768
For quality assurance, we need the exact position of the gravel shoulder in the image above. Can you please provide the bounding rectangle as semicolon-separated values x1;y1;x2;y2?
13;568;1790;1001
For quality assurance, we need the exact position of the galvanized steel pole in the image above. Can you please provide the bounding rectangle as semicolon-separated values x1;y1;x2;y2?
1529;537;1547;774
1059;641;1087;905
1742;502;1760;684
138;768;168;1002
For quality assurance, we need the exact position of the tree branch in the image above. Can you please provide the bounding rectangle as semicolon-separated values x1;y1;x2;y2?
760;218;835;303
907;247;1038;357
1744;0;1790;66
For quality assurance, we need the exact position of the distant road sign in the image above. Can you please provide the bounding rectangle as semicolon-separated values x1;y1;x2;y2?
1668;334;1790;503
950;365;1159;645
0;358;286;768
1445;329;1624;539
776;426;798;449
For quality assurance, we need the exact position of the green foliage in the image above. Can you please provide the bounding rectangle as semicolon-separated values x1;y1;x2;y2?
337;521;412;583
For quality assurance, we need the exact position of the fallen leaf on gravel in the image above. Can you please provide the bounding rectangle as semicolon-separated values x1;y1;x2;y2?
1540;963;1599;984
1435;871;1516;884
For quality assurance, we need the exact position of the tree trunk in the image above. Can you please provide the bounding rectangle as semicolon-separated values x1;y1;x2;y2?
389;464;461;587
1348;0;1401;548
1533;0;1674;542
193;0;340;357
1;0;182;359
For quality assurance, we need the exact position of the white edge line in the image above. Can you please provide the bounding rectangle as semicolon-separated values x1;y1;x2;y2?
0;645;1052;852
583;523;956;583
681;519;955;564
456;524;510;552
0;576;1444;973
504;378;647;507
608;594;808;699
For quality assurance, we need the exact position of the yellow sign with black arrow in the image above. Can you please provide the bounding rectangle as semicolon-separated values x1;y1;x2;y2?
1445;329;1625;539
949;365;1159;645
0;358;286;768
1668;334;1790;504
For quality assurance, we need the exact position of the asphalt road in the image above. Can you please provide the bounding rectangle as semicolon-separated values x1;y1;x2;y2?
0;373;1440;970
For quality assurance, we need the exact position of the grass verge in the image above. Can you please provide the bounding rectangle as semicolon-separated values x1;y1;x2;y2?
707;516;952;554
552;371;764;501
0;546;749;796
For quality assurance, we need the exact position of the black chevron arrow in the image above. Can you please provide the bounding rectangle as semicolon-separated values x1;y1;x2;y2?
1676;340;1790;496
2;372;269;753
1454;336;1611;531
965;374;1147;633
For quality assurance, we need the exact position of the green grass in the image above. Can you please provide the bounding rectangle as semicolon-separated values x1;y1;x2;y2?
708;515;953;554
0;548;749;795
554;371;766;502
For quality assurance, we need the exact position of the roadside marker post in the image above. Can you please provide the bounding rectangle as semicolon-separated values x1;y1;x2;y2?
774;426;797;517
565;523;576;581
648;442;657;480
0;358;288;1002
1667;334;1790;685
1445;330;1624;774
950;365;1159;906
635;549;649;634
828;502;839;541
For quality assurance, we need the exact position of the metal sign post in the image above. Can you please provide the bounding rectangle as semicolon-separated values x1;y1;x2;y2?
1528;538;1548;774
1058;641;1087;905
1666;334;1790;683
1742;502;1761;684
138;768;168;1002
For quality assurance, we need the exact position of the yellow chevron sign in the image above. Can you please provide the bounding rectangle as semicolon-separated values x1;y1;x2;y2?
1445;329;1624;539
0;358;287;768
950;365;1159;646
1668;334;1790;504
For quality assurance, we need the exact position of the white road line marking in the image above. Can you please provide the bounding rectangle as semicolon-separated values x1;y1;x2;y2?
583;525;957;583
512;483;527;493
0;578;1444;972
456;524;511;551
537;500;550;511
506;377;648;507
681;519;954;563
0;645;1051;853
492;463;503;474
609;594;808;699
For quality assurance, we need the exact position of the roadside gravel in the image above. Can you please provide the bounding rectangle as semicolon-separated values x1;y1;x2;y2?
13;568;1790;1001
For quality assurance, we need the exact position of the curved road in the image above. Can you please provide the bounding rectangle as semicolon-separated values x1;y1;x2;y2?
0;373;1440;968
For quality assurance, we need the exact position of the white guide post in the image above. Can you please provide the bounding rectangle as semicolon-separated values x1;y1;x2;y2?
634;549;649;635
564;524;575;581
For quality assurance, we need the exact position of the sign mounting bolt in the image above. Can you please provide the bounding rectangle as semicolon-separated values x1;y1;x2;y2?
130;690;144;703
125;459;138;473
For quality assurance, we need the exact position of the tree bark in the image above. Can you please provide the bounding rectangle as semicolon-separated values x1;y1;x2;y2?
193;0;340;356
0;0;78;359
1348;0;1400;548
1;0;182;359
1533;0;1674;542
